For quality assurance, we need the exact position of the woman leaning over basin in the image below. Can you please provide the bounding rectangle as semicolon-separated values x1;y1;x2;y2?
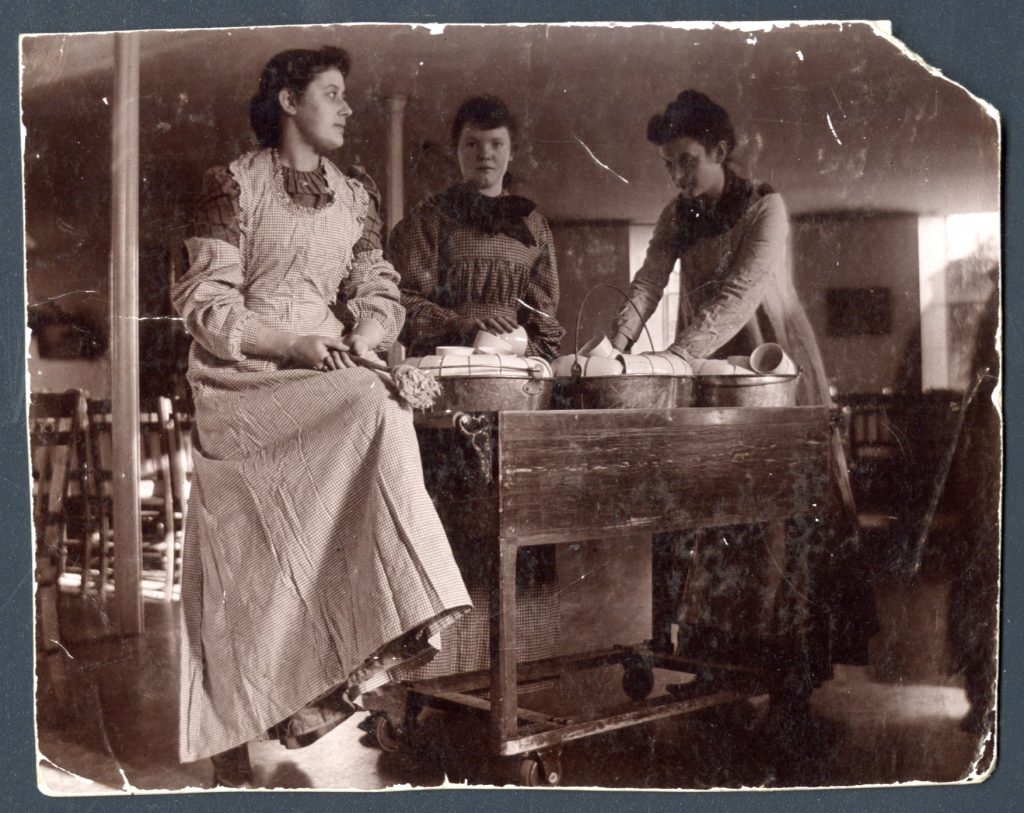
609;90;878;710
387;95;564;680
171;46;470;785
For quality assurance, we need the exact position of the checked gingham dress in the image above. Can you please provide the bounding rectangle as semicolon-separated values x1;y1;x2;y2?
387;188;563;681
173;149;470;762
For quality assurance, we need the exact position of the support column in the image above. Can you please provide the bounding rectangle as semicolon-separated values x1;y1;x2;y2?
110;31;143;636
385;95;407;231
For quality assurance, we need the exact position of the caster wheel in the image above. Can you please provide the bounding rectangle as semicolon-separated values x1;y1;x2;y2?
372;714;402;753
622;664;655;701
518;755;560;787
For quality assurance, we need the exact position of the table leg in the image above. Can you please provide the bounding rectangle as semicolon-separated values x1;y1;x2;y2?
490;538;519;746
651;530;692;653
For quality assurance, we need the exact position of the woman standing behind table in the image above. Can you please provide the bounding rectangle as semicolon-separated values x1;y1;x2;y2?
389;95;563;360
172;47;469;786
610;91;876;709
388;95;564;679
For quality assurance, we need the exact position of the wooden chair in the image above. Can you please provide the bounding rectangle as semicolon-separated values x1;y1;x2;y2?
166;395;194;550
85;397;185;601
30;390;89;684
836;392;962;573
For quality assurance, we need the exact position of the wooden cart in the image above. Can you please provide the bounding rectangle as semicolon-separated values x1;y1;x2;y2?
364;406;832;785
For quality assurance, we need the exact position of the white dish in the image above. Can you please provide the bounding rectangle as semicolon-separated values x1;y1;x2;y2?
473;330;515;354
436;345;474;357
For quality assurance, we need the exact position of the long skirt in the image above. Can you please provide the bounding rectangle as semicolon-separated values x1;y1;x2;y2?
397;427;560;683
676;511;876;694
178;367;471;762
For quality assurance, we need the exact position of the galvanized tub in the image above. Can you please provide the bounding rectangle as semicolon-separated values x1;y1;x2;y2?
432;376;553;412
552;374;678;410
696;373;800;407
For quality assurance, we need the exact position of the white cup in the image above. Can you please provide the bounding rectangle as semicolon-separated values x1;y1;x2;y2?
582;356;625;377
696;359;737;376
749;343;797;375
727;355;754;372
578;334;617;359
641;351;693;376
550;354;579;378
620;354;655;376
500;326;529;356
473;330;515;355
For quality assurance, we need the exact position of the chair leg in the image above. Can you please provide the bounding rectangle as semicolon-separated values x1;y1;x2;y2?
98;518;111;595
77;406;97;597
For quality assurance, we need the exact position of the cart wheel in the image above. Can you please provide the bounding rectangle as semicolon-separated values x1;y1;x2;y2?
518;755;559;787
622;663;655;701
519;757;542;786
372;713;402;753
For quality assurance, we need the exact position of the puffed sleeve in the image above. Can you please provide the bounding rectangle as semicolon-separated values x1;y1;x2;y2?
338;168;404;347
520;215;564;360
171;167;264;361
668;194;789;359
611;201;680;350
389;200;464;354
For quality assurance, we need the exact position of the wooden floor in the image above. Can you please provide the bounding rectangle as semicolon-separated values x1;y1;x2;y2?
36;542;993;793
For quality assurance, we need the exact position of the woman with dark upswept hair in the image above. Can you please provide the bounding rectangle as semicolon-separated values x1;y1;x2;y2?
387;95;563;681
172;47;469;786
610;90;877;713
390;95;563;359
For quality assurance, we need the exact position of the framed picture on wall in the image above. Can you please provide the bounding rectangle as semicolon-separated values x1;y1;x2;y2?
826;287;892;337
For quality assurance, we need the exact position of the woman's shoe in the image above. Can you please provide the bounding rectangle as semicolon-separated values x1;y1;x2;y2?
211;743;257;789
272;685;362;750
350;628;440;695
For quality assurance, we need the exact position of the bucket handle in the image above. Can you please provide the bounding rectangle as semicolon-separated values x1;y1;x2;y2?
572;283;656;378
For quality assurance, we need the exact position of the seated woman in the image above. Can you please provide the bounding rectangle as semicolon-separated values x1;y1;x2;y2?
388;95;564;679
609;91;875;706
172;46;470;786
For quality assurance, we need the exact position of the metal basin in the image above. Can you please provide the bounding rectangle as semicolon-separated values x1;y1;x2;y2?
552;375;678;410
431;376;553;412
696;373;799;407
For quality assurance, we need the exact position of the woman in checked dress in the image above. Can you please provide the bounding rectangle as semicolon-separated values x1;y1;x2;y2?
172;46;470;786
387;96;563;682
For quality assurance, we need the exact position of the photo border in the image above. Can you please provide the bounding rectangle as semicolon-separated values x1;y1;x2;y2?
3;1;1020;810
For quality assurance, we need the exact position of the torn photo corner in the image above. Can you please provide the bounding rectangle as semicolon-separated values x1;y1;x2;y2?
23;19;1000;794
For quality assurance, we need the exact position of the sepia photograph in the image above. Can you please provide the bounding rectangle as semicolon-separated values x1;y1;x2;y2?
21;19;1002;794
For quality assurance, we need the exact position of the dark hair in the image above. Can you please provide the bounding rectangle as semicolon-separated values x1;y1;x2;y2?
646;90;736;156
249;46;351;148
449;95;518;150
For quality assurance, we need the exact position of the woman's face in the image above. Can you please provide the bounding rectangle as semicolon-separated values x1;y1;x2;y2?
282;67;352;154
456;125;512;196
659;136;727;203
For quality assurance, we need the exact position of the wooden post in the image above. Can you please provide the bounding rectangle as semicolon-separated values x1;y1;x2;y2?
110;31;143;636
490;537;519;747
385;95;407;230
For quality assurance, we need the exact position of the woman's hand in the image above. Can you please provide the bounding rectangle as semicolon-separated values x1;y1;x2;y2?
482;315;519;334
286;334;351;370
335;332;386;370
323;321;387;371
455;315;520;340
610;333;630;353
